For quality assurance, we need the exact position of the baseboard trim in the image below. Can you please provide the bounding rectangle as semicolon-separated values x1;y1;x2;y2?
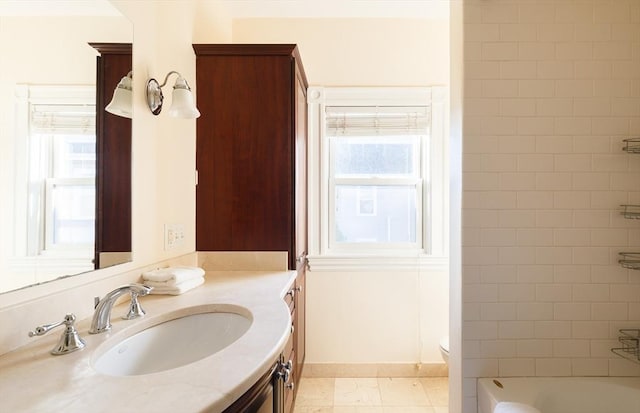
302;363;448;378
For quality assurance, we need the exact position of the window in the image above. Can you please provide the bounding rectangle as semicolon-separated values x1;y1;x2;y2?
308;87;448;271
328;107;427;249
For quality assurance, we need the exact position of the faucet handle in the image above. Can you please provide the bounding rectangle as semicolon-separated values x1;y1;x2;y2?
29;313;86;355
122;290;148;320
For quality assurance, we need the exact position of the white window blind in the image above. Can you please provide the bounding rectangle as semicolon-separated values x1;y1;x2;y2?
325;106;430;136
30;104;95;135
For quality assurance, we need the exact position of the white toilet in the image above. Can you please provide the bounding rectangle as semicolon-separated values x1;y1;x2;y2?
439;336;449;363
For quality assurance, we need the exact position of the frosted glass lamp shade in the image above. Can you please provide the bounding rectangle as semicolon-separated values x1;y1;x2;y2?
145;72;200;119
105;75;133;119
168;77;200;119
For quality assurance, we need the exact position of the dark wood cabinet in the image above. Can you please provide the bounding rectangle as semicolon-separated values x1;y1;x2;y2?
193;44;308;271
89;43;132;270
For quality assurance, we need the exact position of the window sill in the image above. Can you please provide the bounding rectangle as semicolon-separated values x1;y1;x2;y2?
307;254;448;272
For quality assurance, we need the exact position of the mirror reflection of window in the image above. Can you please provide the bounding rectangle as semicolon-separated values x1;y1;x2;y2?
12;85;95;283
45;135;96;250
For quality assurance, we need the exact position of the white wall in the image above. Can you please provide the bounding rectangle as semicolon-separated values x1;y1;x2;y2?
462;0;640;411
232;18;449;87
306;270;448;365
232;18;451;366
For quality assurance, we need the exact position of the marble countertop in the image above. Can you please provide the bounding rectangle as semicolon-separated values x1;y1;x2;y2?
0;270;296;413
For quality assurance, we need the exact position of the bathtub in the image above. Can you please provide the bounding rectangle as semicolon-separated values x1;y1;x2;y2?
477;377;640;413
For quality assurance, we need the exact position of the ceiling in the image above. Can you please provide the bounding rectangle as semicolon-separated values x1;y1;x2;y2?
0;0;449;19
213;0;450;19
0;0;120;16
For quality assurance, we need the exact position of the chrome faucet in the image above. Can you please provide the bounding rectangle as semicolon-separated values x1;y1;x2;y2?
89;283;153;334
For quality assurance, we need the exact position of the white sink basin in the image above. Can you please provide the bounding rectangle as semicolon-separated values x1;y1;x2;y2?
92;306;252;376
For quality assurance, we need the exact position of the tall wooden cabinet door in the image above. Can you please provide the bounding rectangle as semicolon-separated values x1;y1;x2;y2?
195;52;292;253
293;63;307;382
294;63;308;265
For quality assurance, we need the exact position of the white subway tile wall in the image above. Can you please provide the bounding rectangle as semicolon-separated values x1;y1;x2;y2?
463;1;640;412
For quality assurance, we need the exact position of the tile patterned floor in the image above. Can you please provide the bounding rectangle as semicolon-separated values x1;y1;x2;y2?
293;377;448;413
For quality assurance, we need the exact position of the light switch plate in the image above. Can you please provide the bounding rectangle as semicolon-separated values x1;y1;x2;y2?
164;224;185;250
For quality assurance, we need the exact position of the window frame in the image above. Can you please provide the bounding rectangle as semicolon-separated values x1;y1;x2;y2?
307;87;448;271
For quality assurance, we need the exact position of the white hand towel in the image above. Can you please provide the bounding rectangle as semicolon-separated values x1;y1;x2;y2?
142;266;205;284
494;402;541;413
146;276;205;295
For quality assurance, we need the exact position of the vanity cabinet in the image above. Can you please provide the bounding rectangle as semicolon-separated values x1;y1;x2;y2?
284;271;306;411
223;361;279;413
224;281;302;413
192;44;308;271
225;279;303;413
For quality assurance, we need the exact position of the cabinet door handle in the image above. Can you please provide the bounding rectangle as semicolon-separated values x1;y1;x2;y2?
277;359;293;383
287;289;296;300
296;253;310;270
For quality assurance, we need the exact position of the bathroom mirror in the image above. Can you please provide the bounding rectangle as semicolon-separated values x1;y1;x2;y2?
0;1;133;294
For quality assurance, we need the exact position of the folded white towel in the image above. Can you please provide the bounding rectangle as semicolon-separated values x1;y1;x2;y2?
146;276;205;295
142;266;205;284
494;402;541;413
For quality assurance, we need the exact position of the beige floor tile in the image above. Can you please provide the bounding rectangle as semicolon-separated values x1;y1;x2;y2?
333;407;384;413
293;407;334;413
304;364;378;378
419;377;449;407
294;376;449;413
334;378;382;406
377;378;430;406
382;407;438;413
296;378;336;407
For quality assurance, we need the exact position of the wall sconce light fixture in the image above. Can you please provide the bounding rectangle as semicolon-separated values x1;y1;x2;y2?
105;71;133;119
146;71;200;119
